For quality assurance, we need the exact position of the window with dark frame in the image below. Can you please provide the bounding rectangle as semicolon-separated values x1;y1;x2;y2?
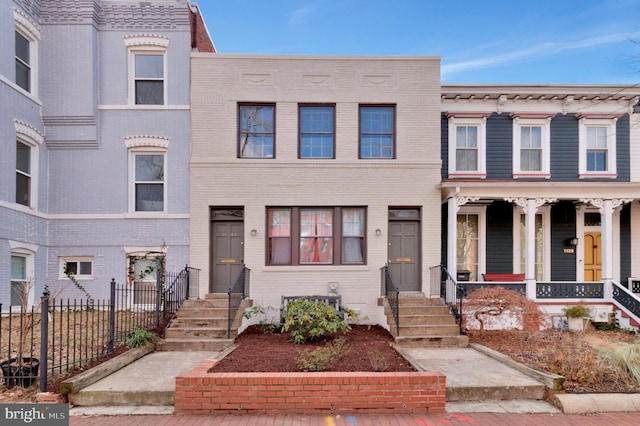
267;207;366;265
299;105;335;158
16;141;30;206
134;54;164;105
359;105;395;159
239;104;275;158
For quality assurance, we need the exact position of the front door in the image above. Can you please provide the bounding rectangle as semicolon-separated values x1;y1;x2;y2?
388;221;420;291
211;221;244;293
584;232;602;281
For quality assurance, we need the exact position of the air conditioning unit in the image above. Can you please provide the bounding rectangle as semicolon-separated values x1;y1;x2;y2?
592;307;613;323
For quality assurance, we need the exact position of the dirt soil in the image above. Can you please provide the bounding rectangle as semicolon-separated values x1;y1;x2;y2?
469;327;640;393
211;325;415;372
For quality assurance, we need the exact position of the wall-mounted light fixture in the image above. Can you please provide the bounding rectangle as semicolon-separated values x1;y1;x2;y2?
375;229;382;236
569;237;579;246
251;229;257;236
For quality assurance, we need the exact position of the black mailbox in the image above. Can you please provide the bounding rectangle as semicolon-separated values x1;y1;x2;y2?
457;270;471;282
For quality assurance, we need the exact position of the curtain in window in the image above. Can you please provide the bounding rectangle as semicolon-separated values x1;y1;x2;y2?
268;209;291;264
342;208;364;262
300;209;333;263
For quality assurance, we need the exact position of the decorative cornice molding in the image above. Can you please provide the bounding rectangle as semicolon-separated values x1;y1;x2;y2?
14;120;44;145
124;135;170;149
123;34;169;48
13;8;41;40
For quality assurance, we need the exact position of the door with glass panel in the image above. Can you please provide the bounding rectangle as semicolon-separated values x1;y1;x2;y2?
584;232;602;282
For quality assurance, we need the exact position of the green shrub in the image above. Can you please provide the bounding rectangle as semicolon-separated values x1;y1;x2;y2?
242;305;281;333
281;298;351;344
125;328;157;348
563;304;591;318
296;337;350;372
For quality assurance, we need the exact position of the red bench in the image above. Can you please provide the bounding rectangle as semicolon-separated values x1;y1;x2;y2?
482;273;525;282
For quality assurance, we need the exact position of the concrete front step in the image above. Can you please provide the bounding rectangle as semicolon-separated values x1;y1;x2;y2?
176;307;228;317
70;389;174;407
447;383;546;402
389;305;452;315
395;335;469;348
169;317;228;328
157;338;234;352
394;324;461;337
392;314;458;326
165;327;232;339
182;299;229;309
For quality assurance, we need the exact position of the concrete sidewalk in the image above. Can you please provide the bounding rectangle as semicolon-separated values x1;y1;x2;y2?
67;344;639;417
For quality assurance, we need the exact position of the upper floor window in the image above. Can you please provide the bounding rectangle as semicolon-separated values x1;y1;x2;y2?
125;136;169;213
511;114;552;179
447;113;489;178
124;34;169;106
15;31;30;92
267;207;366;265
14;9;40;96
299;105;335;159
578;114;619;178
360;105;395;159
14;120;43;209
16;141;31;206
133;153;165;212
134;54;164;105
239;104;275;158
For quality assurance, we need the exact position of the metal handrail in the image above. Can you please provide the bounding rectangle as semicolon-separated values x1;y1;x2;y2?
431;264;464;334
612;281;640;327
227;266;250;338
381;265;400;336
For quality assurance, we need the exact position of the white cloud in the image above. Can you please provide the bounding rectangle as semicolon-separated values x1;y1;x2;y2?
442;32;637;79
288;4;315;26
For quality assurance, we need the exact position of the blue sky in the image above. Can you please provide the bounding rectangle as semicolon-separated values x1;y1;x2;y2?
200;0;640;84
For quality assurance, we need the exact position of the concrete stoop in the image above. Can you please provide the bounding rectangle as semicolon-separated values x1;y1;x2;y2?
158;294;251;352
381;294;469;348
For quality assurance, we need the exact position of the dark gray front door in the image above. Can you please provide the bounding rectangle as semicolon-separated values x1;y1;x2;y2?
388;221;420;291
211;221;244;293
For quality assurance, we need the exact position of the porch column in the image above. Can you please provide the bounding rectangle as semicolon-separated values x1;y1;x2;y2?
582;198;631;299
506;197;556;300
446;197;457;277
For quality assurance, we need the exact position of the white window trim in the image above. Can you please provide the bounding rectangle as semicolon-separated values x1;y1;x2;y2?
127;137;168;214
512;206;551;281
578;115;619;179
456;206;487;280
447;113;488;178
9;240;38;309
14;120;43;211
13;8;40;97
124;35;169;106
59;257;94;280
511;114;551;179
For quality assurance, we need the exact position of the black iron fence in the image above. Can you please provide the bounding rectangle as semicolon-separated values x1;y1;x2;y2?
0;267;198;392
381;265;400;336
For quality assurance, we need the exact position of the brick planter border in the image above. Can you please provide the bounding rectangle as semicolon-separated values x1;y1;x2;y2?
175;360;446;415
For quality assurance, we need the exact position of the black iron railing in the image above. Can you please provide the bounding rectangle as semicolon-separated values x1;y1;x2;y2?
1;268;198;393
613;282;640;325
381;265;400;336
458;282;526;297
536;282;604;299
227;267;250;339
431;264;464;334
162;266;200;337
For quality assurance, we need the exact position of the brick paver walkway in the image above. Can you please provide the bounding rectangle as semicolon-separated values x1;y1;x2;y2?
69;412;639;425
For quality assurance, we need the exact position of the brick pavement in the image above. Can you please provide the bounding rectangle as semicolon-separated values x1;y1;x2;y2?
69;412;640;425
